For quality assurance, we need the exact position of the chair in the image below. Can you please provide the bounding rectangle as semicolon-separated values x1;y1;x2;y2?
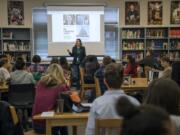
94;76;102;97
0;101;24;135
8;84;35;130
79;67;96;99
95;118;123;135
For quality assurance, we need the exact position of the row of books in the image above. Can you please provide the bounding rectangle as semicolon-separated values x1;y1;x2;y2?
169;30;180;38
3;53;31;62
122;41;144;50
146;29;166;38
147;41;168;50
3;42;30;51
122;52;144;62
122;30;142;39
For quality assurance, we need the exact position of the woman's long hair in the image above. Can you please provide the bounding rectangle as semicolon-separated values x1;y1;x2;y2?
40;64;66;87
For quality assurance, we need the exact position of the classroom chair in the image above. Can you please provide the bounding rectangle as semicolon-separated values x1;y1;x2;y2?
8;84;35;130
95;118;123;135
79;67;96;99
94;76;102;97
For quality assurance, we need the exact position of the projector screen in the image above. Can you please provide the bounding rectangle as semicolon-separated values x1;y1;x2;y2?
47;6;104;56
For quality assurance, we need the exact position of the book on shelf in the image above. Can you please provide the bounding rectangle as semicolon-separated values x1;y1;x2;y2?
169;29;180;38
146;29;166;38
122;30;141;39
122;41;144;50
3;32;13;39
3;42;30;51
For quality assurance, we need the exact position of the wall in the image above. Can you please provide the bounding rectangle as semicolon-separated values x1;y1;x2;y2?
0;0;175;28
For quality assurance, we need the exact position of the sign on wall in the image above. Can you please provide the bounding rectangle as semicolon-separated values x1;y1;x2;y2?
7;0;24;25
148;1;163;25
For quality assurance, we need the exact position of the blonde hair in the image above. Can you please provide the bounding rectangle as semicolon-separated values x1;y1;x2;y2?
41;64;66;87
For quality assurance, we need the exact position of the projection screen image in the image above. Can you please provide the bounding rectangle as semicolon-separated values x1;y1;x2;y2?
47;6;104;56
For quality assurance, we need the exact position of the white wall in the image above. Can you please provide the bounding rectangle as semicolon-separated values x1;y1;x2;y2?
0;0;175;28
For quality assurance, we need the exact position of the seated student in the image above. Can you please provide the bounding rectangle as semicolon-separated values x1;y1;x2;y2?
0;101;24;135
116;97;176;135
85;63;139;135
81;55;100;83
28;55;45;81
139;49;160;69
159;57;172;78
144;78;180;134
0;59;11;81
59;57;71;78
32;64;69;135
95;56;112;94
10;57;35;84
50;57;59;65
124;55;137;77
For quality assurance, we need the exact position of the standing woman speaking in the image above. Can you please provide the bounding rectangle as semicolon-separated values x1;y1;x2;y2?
67;39;86;87
67;39;86;65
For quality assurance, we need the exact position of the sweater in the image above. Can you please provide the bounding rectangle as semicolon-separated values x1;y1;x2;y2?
32;82;69;127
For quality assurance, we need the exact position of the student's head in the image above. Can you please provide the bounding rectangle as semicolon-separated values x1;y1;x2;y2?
32;55;41;64
59;57;68;65
59;57;68;69
15;57;25;70
50;57;59;65
41;64;66;87
116;96;176;135
127;55;135;64
160;57;171;68
0;59;8;68
144;78;180;115
75;39;82;47
104;63;124;89
102;56;112;66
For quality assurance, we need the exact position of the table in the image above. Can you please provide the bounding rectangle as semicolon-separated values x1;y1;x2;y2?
121;78;148;92
0;84;8;93
33;112;89;135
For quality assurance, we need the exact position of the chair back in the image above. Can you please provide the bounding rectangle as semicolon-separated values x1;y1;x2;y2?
8;84;35;107
94;76;102;97
79;66;85;84
95;118;123;135
9;106;19;125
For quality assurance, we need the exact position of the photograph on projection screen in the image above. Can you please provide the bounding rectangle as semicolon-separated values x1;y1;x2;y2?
76;15;90;39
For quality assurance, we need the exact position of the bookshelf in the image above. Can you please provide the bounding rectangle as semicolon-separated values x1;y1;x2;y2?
121;27;145;62
121;27;180;62
0;28;32;62
169;27;180;61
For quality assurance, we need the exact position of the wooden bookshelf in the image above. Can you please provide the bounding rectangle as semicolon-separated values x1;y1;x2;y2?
0;28;32;62
121;27;180;61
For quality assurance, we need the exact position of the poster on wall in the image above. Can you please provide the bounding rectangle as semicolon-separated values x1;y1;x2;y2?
8;0;24;25
148;1;163;25
125;1;140;25
171;1;180;24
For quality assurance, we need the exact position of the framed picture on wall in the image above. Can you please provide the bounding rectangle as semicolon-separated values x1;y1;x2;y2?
7;0;24;25
125;1;140;25
171;1;180;24
148;1;163;25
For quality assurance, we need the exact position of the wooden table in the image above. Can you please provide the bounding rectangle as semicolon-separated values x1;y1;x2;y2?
33;112;89;135
0;84;8;93
121;78;148;92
